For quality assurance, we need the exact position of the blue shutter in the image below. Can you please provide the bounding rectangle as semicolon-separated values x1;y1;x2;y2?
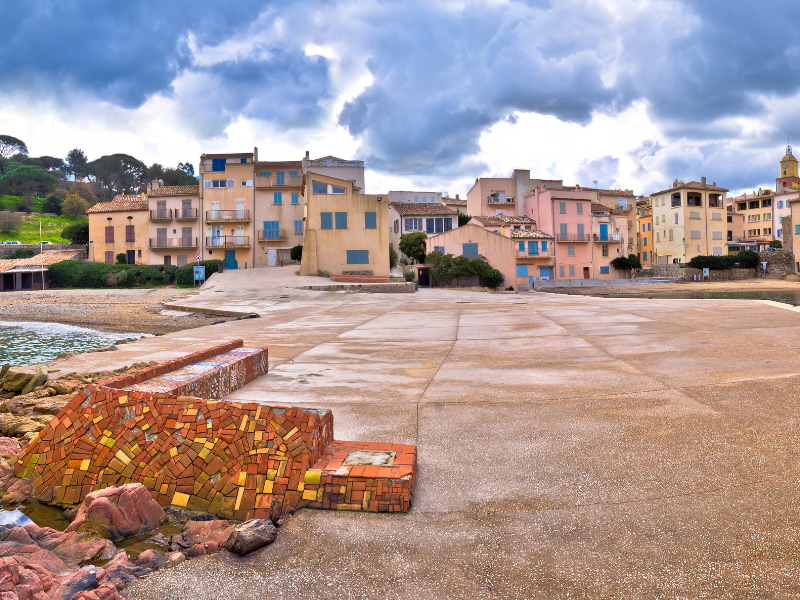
599;224;608;241
335;212;348;229
277;171;285;185
516;265;528;277
291;193;299;204
426;219;434;234
263;221;279;239
365;212;377;229
541;241;547;251
462;243;478;256
321;213;333;229
444;218;452;231
241;158;247;163
274;192;282;204
347;250;369;264
212;158;226;171
600;266;610;274
294;220;303;235
529;241;538;254
518;241;525;251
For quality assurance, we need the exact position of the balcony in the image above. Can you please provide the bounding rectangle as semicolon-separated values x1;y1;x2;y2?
206;236;250;248
255;175;303;188
593;234;621;242
149;237;198;249
175;209;198;220
205;210;250;223
257;229;287;242
149;210;172;221
487;196;515;204
515;249;554;259
556;234;591;242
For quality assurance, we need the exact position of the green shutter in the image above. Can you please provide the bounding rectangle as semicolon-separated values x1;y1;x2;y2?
347;250;369;264
321;213;333;229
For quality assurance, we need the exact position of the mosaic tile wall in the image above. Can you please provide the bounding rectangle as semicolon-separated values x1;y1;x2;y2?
13;342;416;519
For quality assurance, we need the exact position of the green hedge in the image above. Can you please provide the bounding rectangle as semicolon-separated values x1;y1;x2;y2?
686;250;759;270
176;260;222;285
48;260;178;288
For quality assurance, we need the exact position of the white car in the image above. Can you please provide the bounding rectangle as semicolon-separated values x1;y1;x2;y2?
3;241;21;245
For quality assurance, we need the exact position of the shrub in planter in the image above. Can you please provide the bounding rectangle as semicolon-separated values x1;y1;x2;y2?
404;272;415;282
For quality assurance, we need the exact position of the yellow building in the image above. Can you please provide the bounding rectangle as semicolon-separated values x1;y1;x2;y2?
590;203;628;278
637;201;652;266
650;178;728;263
728;189;774;243
87;195;149;264
300;173;390;279
254;159;305;267
146;183;200;266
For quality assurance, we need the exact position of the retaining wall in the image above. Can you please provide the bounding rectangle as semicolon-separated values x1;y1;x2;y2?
0;244;86;259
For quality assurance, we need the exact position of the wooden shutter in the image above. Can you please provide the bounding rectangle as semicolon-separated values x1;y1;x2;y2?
105;226;114;243
125;225;135;242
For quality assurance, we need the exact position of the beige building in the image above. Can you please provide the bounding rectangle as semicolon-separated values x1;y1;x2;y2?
650;178;728;263
728;189;774;242
300;173;390;279
87;195;149;264
389;202;457;259
590;203;629;279
146;183;200;266
253;159;305;266
302;153;365;191
468;215;537;236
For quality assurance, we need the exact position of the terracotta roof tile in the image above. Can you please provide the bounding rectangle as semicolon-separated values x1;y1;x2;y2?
0;251;82;272
87;195;148;213
651;181;729;196
471;215;536;226
591;203;611;214
147;185;199;197
509;229;553;240
254;161;302;168
0;260;17;274
201;153;252;159
442;197;467;206
390;203;458;215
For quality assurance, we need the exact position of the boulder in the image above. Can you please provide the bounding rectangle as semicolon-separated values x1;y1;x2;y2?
134;549;167;570
160;552;185;569
2;371;32;394
19;372;47;397
66;484;168;542
179;519;234;547
225;519;277;556
67;581;123;600
1;478;32;505
0;437;19;461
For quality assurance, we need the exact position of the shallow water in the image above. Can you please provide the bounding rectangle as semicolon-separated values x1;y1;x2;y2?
0;321;151;366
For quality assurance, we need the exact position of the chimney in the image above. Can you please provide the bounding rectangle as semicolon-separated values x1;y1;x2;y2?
712;182;716;187
673;179;678;187
151;179;159;191
455;194;459;200
254;147;258;162
701;176;706;185
305;150;310;159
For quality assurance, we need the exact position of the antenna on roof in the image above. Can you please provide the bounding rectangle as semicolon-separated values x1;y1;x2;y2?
593;180;598;186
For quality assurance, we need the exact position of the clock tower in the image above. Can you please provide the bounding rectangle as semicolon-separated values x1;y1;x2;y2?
777;145;800;190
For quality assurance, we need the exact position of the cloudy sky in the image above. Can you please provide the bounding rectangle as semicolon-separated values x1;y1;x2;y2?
1;0;797;197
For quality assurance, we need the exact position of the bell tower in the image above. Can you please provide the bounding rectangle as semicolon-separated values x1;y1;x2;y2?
777;145;800;190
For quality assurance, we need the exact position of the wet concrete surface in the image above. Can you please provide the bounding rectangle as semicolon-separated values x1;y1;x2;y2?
42;268;800;598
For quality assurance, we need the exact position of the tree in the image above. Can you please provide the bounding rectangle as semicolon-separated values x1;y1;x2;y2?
471;259;505;289
147;162;198;186
65;149;89;180
6;249;35;259
89;154;146;194
389;243;398;270
0;165;56;210
35;156;66;172
610;253;642;278
457;212;471;227
61;221;89;244
178;162;195;177
61;192;89;216
425;251;454;285
70;182;98;206
0;211;21;233
290;245;303;261
0;135;28;158
42;193;64;215
399;232;427;263
772;240;783;249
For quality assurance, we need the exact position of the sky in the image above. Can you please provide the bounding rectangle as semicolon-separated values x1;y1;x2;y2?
1;0;798;198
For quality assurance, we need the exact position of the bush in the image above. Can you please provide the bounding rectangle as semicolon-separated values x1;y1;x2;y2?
62;192;89;216
404;272;415;282
471;259;504;289
399;232;427;264
736;250;760;269
772;240;783;249
424;252;505;289
61;220;89;244
116;253;127;265
48;260;178;288
6;249;35;259
389;243;398;270
0;210;21;233
175;259;222;286
42;193;63;215
290;245;303;261
15;201;29;213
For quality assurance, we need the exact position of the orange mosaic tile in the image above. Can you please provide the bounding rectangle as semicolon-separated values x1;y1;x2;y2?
12;341;416;520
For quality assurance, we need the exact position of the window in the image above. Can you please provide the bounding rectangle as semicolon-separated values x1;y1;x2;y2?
105;226;114;243
321;212;333;229
514;225;520;230
778;200;784;209
648;223;651;231
569;265;575;277
559;265;565;277
274;192;282;205
602;244;608;257
528;241;538;254
576;203;583;215
559;201;566;214
426;219;434;234
444;218;452;231
434;246;445;253
643;251;647;261
778;229;782;237
312;181;328;194
463;243;478;255
125;225;135;242
541;241;547;251
674;213;678;224
240;158;247;164
668;229;673;240
577;223;584;238
413;195;420;203
258;171;271;177
263;221;279;240
656;232;660;241
406;218;419;231
518;241;525;251
346;250;369;264
276;171;285;185
291;193;299;205
600;266;610;274
435;218;444;233
642;224;646;232
765;213;771;221
559;223;567;238
712;231;723;239
516;265;528;277
365;212;377;229
288;171;298;177
643;237;647;246
241;180;253;187
567;245;575;257
210;180;229;188
295;220;303;235
690;230;701;239
332;186;346;194
335;212;347;229
211;159;226;171
105;251;113;264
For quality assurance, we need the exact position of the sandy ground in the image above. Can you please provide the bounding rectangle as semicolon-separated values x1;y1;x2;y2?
0;287;233;334
543;277;800;296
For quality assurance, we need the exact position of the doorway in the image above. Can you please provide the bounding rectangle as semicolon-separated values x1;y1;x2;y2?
225;250;238;270
583;267;590;279
126;250;136;265
417;267;430;286
268;249;277;267
539;266;552;280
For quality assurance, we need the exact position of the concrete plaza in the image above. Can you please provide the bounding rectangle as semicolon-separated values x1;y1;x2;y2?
52;268;800;598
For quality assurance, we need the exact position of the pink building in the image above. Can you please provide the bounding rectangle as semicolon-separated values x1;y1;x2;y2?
466;178;517;217
528;187;593;279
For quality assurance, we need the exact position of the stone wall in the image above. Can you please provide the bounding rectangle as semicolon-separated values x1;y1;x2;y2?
0;244;86;259
648;251;795;281
759;250;794;278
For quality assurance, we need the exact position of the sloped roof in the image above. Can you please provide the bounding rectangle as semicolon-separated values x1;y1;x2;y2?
390;203;457;216
651;181;729;196
148;185;199;197
591;203;611;214
0;250;82;272
254;161;302;168
0;259;17;274
596;189;635;196
442;197;467;206
87;195;148;213
509;229;553;240
471;215;536;226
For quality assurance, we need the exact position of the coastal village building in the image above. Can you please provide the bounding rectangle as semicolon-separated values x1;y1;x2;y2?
468;215;537;236
254;158;305;266
650;178;728;263
772;146;800;244
146;183;200;267
389;200;457;259
726;205;746;253
728;189;774;244
510;229;555;283
299;172;390;280
441;195;467;213
637;201;652;266
87;195;149;265
590;203;628;278
0;250;82;292
302;153;365;191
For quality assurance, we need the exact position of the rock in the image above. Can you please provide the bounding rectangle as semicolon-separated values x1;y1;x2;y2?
32;399;68;415
184;540;220;558
56;352;76;360
62;506;79;522
144;533;169;546
66;484;168;542
1;478;32;505
67;582;123;600
179;519;234;547
19;371;47;397
101;550;151;587
2;371;32;393
0;437;19;461
0;365;9;380
85;346;118;354
225;519;277;556
134;549;167;570
160;552;185;569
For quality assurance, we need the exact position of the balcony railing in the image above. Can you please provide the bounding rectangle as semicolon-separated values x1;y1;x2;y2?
487;197;515;204
515;249;554;258
175;209;198;220
205;210;250;223
205;236;250;248
257;229;286;242
150;237;198;249
593;234;621;242
149;210;172;220
255;175;303;188
556;234;591;242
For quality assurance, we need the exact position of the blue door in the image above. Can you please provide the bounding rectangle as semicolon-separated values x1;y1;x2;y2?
599;224;608;241
539;266;552;280
225;250;238;270
528;241;538;255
